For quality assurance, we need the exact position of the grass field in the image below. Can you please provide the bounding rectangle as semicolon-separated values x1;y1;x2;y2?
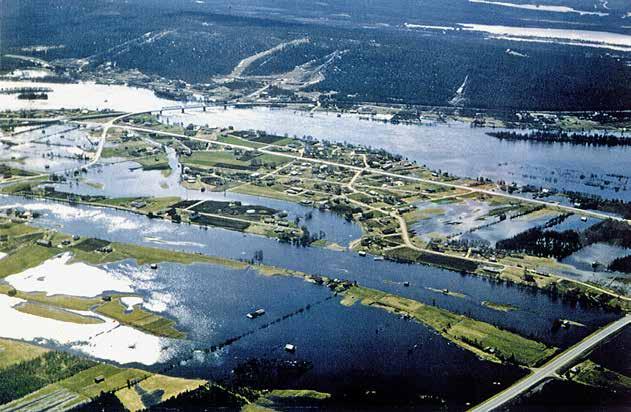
385;247;479;273
185;150;290;170
134;154;170;170
218;134;266;149
0;351;96;404
0;284;101;311
342;286;556;367
0;338;49;370
0;243;58;278
59;364;150;398
115;374;206;411
0;222;43;238
0;177;47;194
0;363;149;411
571;360;631;392
99;196;181;213
192;214;250;231
15;302;104;325
95;298;185;339
254;389;332;409
186;151;252;168
481;301;518;312
231;183;305;203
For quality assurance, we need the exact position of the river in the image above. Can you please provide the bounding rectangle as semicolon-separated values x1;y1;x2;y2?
1;80;629;200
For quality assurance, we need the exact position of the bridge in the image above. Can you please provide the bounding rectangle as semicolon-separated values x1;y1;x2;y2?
154;101;295;114
0;86;53;95
469;315;631;411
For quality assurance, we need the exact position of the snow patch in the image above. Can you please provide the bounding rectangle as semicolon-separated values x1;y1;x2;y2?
468;0;608;16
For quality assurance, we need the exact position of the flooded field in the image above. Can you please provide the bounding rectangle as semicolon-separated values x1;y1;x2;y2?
1;79;629;408
0;195;619;352
461;211;560;247
0;124;97;173
1;81;630;200
411;199;502;242
163;107;631;201
50;148;361;247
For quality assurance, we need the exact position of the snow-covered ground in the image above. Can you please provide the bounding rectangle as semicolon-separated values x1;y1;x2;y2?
459;24;631;52
468;0;609;16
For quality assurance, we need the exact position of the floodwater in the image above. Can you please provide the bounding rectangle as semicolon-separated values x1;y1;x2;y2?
0;124;96;173
460;211;559;247
0;80;175;112
411;198;502;241
1;80;628;405
163;107;631;201
562;243;630;273
51;148;362;246
89;260;528;407
0;195;619;351
1;81;629;200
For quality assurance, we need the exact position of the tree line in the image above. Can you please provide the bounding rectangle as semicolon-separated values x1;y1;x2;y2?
488;131;631;147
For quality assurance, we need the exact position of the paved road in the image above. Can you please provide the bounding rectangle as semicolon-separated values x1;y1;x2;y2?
470;315;631;412
13;112;617;229
115;123;629;224
112;123;631;303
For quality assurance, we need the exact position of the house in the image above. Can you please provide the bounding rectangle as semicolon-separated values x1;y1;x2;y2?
36;239;52;247
130;200;146;209
94;376;105;384
284;344;296;353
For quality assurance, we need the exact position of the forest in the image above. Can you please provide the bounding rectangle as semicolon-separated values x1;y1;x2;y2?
489;131;631;147
2;0;631;110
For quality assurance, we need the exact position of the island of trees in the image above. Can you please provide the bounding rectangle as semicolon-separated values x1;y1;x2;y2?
488;131;630;147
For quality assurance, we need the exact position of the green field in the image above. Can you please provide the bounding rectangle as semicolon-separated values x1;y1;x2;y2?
185;150;290;170
0;243;58;278
99;196;181;213
342;286;556;367
95;298;185;338
385;247;479;273
254;389;332;409
571;360;631;392
15;302;104;325
115;374;206;411
481;301;518;312
186;151;252;168
0;363;149;411
231;183;304;202
218;134;266;149
0;338;49;370
0;351;96;404
0;222;43;238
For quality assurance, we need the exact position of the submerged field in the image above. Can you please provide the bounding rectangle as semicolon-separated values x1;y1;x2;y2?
0;85;630;409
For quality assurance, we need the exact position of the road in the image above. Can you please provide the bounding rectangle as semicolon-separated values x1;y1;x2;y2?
111;122;631;302
470;315;631;412
5;108;629;303
114;124;615;222
6;112;628;298
56;114;628;224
